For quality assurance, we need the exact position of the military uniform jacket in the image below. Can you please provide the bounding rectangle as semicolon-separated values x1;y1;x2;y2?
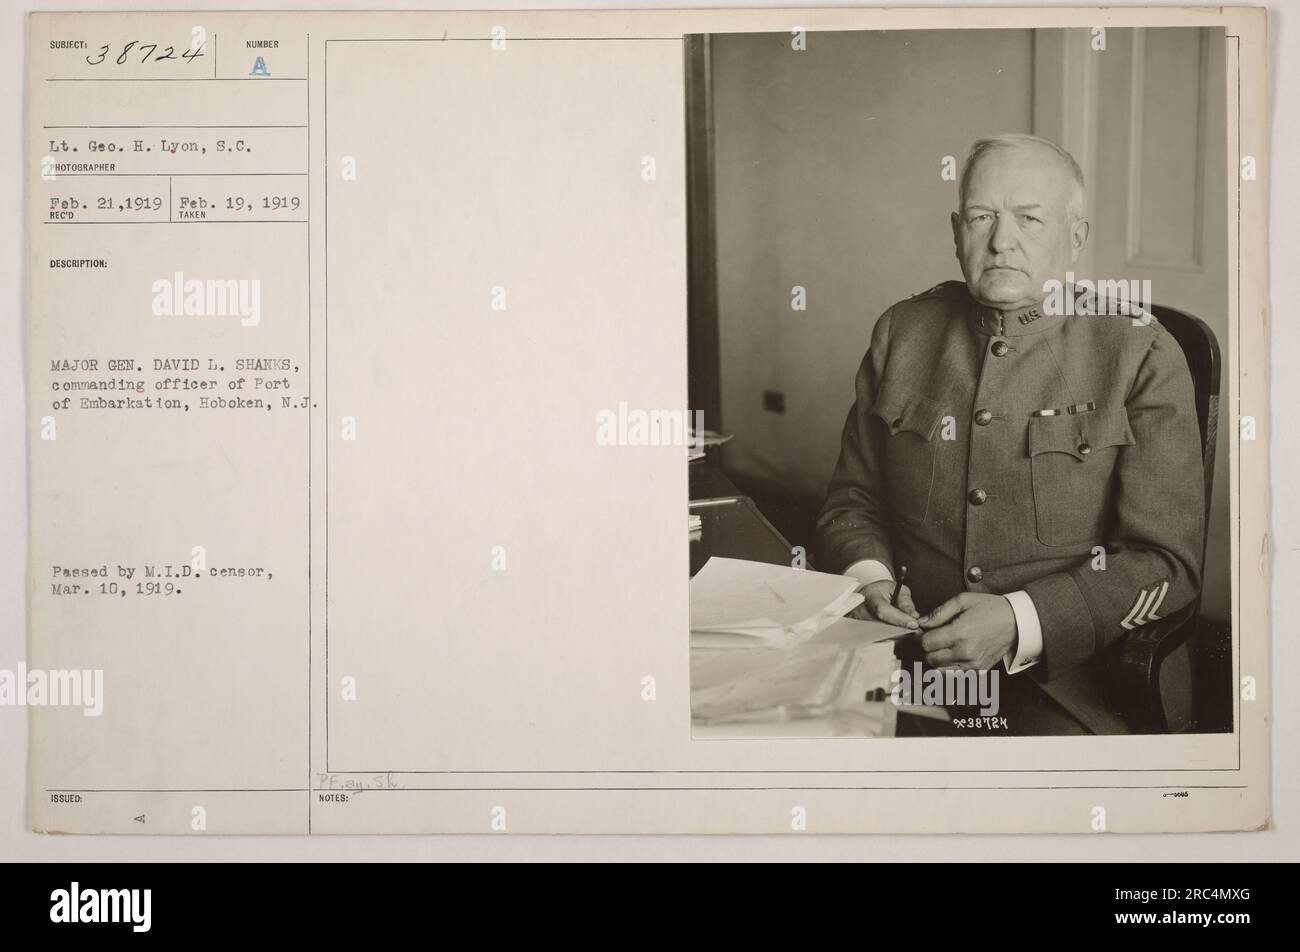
816;281;1205;731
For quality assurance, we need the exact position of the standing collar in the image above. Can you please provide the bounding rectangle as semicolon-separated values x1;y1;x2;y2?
967;293;1067;338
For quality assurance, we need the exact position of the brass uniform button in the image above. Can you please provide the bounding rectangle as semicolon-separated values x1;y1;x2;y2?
991;340;1009;357
974;409;993;426
1078;442;1092;456
968;488;987;506
966;566;983;583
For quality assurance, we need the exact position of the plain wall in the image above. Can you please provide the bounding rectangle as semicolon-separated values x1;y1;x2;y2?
712;28;1035;490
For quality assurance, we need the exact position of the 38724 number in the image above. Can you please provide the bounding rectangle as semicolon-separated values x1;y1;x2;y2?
85;40;205;67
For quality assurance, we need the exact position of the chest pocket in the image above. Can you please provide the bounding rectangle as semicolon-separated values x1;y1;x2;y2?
1028;406;1136;547
871;387;945;526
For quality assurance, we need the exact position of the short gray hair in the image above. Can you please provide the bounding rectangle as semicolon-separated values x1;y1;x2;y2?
958;133;1087;222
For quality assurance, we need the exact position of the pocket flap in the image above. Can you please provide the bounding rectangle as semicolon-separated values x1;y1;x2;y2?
1028;406;1135;461
872;389;944;441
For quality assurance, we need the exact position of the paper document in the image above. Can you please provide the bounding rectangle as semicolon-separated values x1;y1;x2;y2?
690;635;900;726
689;557;864;648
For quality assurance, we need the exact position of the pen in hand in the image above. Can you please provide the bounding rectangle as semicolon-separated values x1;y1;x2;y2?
890;565;907;608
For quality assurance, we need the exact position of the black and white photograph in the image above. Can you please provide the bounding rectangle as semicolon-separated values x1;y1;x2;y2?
687;27;1233;737
2;1;1284;880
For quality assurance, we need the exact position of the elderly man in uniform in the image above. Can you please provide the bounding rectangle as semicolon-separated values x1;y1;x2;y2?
816;133;1204;735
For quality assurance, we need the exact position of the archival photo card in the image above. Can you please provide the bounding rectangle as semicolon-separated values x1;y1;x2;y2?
24;6;1269;835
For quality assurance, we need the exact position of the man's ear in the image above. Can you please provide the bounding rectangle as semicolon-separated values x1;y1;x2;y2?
1069;217;1090;262
951;211;962;257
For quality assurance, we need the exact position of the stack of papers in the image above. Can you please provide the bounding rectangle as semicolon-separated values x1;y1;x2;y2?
688;513;702;535
690;637;900;727
688;426;733;448
686;426;732;462
688;558;913;733
689;557;865;649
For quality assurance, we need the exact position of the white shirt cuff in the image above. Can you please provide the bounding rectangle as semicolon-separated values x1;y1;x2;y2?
842;559;894;590
1002;590;1042;674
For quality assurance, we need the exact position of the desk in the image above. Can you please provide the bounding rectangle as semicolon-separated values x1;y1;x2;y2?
688;461;903;737
689;460;795;575
689;495;795;577
688;456;743;501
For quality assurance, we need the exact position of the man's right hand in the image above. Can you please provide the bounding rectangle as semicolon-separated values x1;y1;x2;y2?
850;579;920;629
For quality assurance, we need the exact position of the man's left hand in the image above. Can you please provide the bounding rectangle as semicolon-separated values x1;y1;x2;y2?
916;593;1017;671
